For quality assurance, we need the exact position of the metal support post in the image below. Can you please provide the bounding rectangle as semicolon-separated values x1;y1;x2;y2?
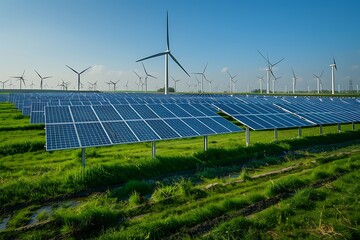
152;141;156;158
337;123;341;133
274;128;278;140
82;148;86;167
246;127;250;146
319;124;323;135
204;136;208;151
298;127;302;137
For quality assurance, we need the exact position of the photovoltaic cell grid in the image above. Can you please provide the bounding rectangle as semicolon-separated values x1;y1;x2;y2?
213;103;315;130
45;103;243;151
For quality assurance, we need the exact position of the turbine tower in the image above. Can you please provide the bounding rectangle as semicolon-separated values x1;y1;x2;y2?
136;12;190;95
35;70;52;90
227;71;238;93
291;67;299;94
141;62;157;92
192;63;208;93
330;57;337;95
12;70;26;89
66;65;91;91
257;76;264;94
257;50;284;94
313;70;324;94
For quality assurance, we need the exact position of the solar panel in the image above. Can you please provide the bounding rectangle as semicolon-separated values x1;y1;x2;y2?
181;118;215;135
45;106;73;124
102;121;138;144
164;118;200;137
126;120;160;141
131;105;159;119
114;105;141;120
197;117;230;134
147;104;176;118
70;106;98;122
75;122;111;147
146;119;180;139
46;124;80;151
30;112;45;124
92;105;123;121
163;104;191;117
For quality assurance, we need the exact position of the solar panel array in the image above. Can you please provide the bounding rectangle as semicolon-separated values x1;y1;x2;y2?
45;103;243;151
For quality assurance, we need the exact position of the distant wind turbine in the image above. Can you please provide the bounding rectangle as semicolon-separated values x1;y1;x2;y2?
193;63;208;93
257;76;264;94
66;65;91;91
8;80;15;89
272;75;281;94
0;80;9;89
30;81;35;89
34;70;52;90
133;71;144;91
110;80;119;91
171;76;181;92
141;62;157;92
313;70;324;94
12;70;26;89
291;67;299;94
227;71;238;93
330;57;337;95
257;50;284;94
124;81;129;91
136;12;190;95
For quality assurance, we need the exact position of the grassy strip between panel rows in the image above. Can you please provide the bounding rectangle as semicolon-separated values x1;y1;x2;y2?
1;130;360;212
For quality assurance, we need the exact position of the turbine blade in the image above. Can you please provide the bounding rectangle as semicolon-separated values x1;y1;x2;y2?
270;70;276;79
80;66;91;74
141;62;148;74
291;67;296;78
148;73;157;79
203;63;208;73
166;11;170;50
257;50;271;65
320;70;324;78
333;57;337;71
34;70;42;79
43;76;52;79
21;70;25;77
227;71;232;78
169;53;190;77
133;71;141;78
136;52;167;62
273;57;285;67
66;65;79;74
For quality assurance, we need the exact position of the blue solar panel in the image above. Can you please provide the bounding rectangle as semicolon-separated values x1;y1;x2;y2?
146;119;180;139
177;104;205;116
102;121;138;144
31;102;47;112
92;105;123;121
75;123;111;147
181;118;215;135
114;105;141;120
126;120;160;141
30;112;45;124
147;104;176;118
164;118;200;137
211;116;243;132
193;104;218;117
197;117;230;134
46;124;80;151
131;105;159;119
45;106;73;124
70;106;98;122
163;104;191;117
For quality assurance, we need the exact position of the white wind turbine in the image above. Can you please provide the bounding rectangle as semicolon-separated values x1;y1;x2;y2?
272;75;281;94
0;80;9;89
257;76;264;94
34;70;52;90
110;80;119;91
12;70;26;89
193;63;208;93
257;50;284;94
227;71;238;93
171;76;181;92
313;70;324;94
133;71;144;91
291;67;299;94
330;57;337;95
141;62;157;92
136;12;190;95
66;65;91;91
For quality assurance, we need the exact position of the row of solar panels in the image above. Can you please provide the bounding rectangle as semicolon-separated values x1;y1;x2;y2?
45;103;243;151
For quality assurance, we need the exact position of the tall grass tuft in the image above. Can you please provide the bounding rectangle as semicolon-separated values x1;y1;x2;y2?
0;141;45;156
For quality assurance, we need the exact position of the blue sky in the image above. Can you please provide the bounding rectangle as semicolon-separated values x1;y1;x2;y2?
1;0;359;92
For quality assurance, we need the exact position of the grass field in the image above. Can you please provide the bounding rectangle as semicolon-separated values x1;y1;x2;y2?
0;101;360;239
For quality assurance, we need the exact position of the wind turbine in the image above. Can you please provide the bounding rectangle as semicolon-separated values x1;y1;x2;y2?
207;78;213;93
313;70;324;94
272;75;281;94
227;71;238;93
12;70;26;89
291;67;299;94
192;63;208;93
30;81;35;89
8;81;15;89
66;65;91;91
34;70;52;90
141;62;157;92
105;81;112;91
136;12;190;95
330;57;337;95
257;76;264;94
192;74;201;93
124;81;129;91
133;71;144;91
186;82;192;92
171;76;181;92
110;80;119;91
0;80;9;89
257;50;284;94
